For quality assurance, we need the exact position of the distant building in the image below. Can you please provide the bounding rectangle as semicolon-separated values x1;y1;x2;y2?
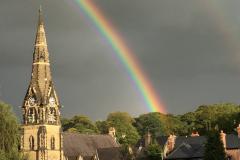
136;129;240;160
20;8;121;160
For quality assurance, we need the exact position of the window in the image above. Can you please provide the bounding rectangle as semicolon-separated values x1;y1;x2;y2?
50;136;55;150
29;136;34;150
28;108;36;123
48;108;56;123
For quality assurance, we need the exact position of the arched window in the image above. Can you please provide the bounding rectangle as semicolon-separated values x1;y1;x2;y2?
48;108;56;123
50;136;55;150
29;136;34;150
28;108;36;123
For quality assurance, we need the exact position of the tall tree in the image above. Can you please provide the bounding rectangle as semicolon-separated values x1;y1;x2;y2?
144;143;163;160
162;114;187;135
0;101;25;159
96;120;110;134
204;131;227;160
107;112;140;146
134;112;165;138
61;115;99;134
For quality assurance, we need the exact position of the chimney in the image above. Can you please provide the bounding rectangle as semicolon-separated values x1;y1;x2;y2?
220;130;226;149
167;134;176;153
237;124;240;137
191;131;200;137
108;127;116;141
144;131;151;147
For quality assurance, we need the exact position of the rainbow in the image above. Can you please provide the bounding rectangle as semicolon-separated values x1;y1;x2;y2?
69;0;166;113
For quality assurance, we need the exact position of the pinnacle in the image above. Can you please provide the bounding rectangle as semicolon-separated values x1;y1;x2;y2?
38;5;44;25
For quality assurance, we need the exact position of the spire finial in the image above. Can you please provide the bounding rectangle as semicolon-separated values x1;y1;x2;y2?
39;5;42;13
38;5;43;25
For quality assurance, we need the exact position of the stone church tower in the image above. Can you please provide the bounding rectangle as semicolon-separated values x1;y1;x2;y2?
20;8;64;160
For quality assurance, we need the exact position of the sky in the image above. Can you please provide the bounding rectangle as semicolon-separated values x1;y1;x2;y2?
1;0;240;120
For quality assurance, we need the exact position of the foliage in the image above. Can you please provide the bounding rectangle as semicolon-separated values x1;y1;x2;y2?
0;101;25;160
107;112;140;146
144;143;163;160
61;115;99;134
180;103;240;135
162;114;187;135
120;144;135;160
61;117;71;130
179;112;196;134
134;112;187;138
204;131;227;160
134;112;165;138
96;120;110;134
0;150;6;160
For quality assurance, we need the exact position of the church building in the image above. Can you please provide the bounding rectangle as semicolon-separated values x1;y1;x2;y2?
20;8;64;160
20;8;120;160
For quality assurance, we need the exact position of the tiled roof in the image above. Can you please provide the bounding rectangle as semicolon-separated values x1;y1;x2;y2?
165;142;204;159
165;134;240;159
97;147;123;160
63;132;119;159
174;136;206;148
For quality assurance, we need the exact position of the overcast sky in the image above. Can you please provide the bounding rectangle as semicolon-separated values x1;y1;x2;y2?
1;0;240;120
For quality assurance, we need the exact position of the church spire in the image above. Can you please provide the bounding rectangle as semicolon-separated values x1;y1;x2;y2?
21;9;64;160
22;7;60;125
39;5;43;24
33;6;49;64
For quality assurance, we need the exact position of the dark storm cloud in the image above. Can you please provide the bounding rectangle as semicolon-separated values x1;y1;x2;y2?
1;0;240;119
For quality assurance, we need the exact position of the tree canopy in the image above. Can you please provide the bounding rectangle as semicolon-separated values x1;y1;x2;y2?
0;101;25;160
134;112;165;138
180;103;240;135
106;112;140;146
204;131;227;160
61;115;99;134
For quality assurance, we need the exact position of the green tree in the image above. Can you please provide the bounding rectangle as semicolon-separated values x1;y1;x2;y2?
134;112;165;138
61;115;99;134
192;103;240;134
120;144;134;160
163;114;187;135
0;101;25;160
0;150;6;160
204;131;227;160
180;112;196;134
95;120;110;134
61;117;71;131
144;143;162;160
107;112;140;146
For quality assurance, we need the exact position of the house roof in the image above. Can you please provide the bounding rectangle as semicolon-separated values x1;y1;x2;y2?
165;134;240;159
97;147;123;160
63;132;119;158
165;142;204;159
174;136;206;148
165;136;206;159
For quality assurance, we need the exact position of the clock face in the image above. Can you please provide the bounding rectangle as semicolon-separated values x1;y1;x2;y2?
49;97;55;105
28;97;35;106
